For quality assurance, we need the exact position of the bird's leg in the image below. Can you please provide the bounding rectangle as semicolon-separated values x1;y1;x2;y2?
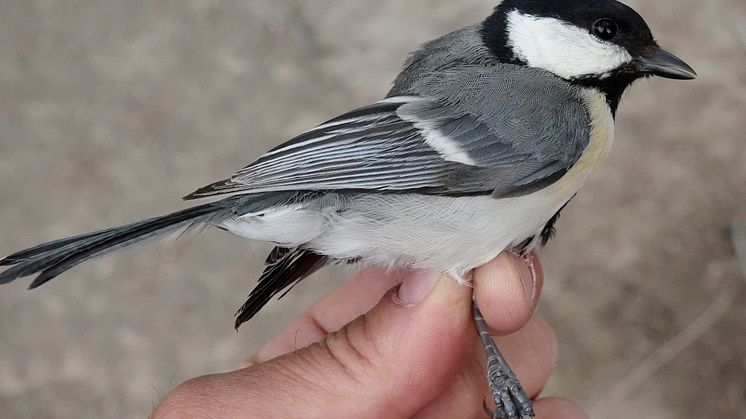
473;301;535;419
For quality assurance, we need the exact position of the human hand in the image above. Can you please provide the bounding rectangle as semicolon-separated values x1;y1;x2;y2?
152;253;588;419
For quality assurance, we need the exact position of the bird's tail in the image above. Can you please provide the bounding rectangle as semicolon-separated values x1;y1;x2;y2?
0;203;225;289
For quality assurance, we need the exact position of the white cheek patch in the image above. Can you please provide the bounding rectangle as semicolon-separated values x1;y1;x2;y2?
506;10;633;79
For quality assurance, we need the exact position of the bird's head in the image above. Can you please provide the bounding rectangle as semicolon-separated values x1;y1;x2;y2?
482;0;696;110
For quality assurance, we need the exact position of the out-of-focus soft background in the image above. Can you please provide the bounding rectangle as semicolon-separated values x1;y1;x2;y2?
0;0;744;418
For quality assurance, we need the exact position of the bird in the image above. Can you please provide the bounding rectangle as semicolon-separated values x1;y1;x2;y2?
0;0;696;417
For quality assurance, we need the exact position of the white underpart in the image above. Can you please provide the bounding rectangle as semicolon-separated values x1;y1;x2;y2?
506;10;633;79
223;204;328;245
221;89;615;281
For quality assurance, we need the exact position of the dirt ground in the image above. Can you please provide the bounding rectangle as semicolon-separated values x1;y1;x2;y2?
1;1;744;418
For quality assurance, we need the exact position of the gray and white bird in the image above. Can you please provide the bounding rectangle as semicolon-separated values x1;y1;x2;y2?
0;0;696;417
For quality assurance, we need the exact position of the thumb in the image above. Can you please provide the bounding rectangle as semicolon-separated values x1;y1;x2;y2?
153;273;474;419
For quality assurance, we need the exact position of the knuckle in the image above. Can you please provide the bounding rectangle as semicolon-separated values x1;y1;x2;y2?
322;314;381;385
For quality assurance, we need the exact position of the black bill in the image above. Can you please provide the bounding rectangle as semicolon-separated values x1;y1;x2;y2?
637;47;697;80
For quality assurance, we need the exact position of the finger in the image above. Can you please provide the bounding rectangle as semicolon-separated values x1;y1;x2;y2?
248;252;543;367
535;397;590;419
156;275;477;419
244;267;421;367
474;252;543;336
411;315;558;419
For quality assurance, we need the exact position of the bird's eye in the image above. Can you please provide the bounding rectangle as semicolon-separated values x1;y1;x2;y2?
592;18;618;41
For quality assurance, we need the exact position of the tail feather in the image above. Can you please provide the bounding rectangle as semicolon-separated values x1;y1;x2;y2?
0;203;222;288
0;229;122;266
234;247;328;329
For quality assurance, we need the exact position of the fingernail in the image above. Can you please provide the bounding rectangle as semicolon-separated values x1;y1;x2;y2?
397;270;439;306
510;252;538;303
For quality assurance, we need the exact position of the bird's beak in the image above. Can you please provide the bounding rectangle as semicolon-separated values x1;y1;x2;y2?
636;47;697;80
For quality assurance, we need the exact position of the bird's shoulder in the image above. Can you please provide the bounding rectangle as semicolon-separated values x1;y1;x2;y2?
389;24;495;96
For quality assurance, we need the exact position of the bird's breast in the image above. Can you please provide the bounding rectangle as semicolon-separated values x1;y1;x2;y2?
551;88;616;197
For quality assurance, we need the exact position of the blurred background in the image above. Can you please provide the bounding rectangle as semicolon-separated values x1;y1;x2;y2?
0;0;744;418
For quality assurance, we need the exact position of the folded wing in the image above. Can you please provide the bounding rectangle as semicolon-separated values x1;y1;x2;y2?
186;65;590;200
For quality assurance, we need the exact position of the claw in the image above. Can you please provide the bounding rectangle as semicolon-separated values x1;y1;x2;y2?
483;398;506;419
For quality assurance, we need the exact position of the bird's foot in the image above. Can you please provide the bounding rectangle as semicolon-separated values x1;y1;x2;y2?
473;301;535;419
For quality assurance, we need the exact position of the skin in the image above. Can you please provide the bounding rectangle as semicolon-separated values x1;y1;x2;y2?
152;253;588;419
